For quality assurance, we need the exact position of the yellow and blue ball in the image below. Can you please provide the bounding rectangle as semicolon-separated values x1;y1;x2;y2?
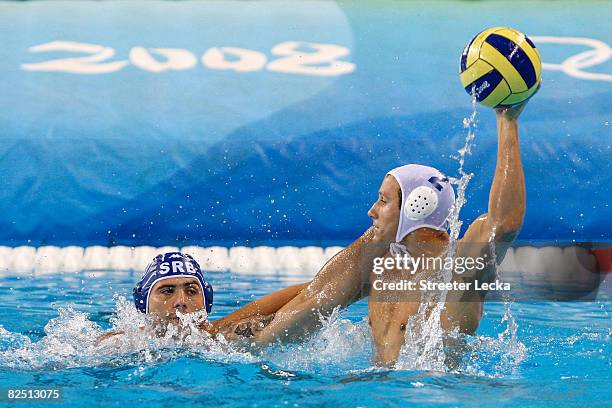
460;27;542;108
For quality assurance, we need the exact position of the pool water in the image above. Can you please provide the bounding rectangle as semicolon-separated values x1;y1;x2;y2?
0;271;610;407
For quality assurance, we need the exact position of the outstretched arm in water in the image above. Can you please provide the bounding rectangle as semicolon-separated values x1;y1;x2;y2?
207;282;309;336
250;228;381;347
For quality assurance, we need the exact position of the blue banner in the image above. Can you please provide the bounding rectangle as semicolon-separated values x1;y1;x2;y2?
1;1;610;245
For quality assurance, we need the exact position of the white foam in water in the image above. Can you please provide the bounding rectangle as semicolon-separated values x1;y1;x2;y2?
262;307;373;374
0;292;532;377
0;299;366;375
0;296;259;371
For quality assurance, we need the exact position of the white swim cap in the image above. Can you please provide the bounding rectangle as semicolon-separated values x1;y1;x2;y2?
387;164;455;247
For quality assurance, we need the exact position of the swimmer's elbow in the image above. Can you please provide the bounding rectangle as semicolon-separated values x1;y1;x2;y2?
490;205;524;235
494;219;523;242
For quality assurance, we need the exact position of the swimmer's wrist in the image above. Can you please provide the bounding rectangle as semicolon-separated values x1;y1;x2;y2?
496;100;528;121
496;109;519;122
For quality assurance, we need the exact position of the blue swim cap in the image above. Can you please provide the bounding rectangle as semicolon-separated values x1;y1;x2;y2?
133;252;213;314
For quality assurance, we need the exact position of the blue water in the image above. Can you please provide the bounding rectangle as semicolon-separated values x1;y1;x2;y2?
0;271;610;407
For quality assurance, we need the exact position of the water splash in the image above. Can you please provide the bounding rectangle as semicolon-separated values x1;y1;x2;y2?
395;97;478;371
397;97;525;374
0;294;529;379
0;299;373;376
449;95;478;240
0;296;256;371
263;307;372;375
496;304;526;370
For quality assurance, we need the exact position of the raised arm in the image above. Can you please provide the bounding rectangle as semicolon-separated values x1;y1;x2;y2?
457;102;527;269
250;227;380;346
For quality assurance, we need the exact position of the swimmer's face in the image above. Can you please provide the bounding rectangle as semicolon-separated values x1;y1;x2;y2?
368;175;401;242
148;277;204;323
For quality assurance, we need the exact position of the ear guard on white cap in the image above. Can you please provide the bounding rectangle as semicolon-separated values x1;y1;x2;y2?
405;186;439;220
387;164;455;246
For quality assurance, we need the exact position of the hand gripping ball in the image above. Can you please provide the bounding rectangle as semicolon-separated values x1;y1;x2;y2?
460;27;542;108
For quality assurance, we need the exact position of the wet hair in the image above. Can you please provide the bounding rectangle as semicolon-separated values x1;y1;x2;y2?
385;174;403;210
397;188;402;210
